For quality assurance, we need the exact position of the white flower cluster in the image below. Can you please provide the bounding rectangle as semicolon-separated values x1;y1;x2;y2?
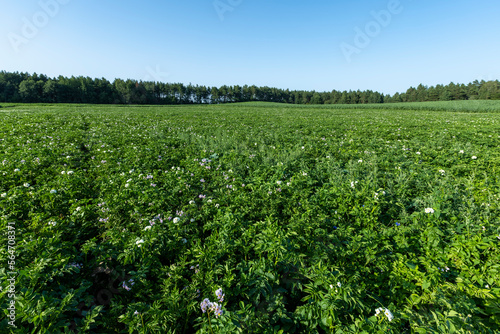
68;262;83;269
200;289;225;318
215;288;225;302
122;279;135;291
425;208;435;214
329;282;342;292
125;178;132;188
375;307;394;322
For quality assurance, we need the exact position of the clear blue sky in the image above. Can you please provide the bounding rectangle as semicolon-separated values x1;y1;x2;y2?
1;0;499;95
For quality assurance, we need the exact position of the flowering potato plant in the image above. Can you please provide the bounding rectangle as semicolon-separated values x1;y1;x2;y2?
0;102;499;333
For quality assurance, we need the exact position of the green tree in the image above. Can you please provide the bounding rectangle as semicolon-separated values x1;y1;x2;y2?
210;86;220;104
427;86;439;101
479;81;500;100
416;84;428;101
19;79;42;102
311;92;322;104
406;87;417;102
43;80;58;102
339;91;349;104
439;89;452;101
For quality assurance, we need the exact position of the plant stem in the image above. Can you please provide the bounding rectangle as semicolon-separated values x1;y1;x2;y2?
207;311;215;334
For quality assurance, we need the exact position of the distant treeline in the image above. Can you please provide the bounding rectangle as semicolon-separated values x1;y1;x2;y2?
1;70;499;105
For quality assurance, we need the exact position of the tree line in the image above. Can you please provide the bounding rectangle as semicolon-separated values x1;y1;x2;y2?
0;71;499;105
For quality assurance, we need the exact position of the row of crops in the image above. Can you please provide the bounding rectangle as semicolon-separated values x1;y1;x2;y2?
1;102;499;333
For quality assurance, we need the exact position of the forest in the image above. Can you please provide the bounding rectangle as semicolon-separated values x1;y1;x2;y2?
0;70;499;105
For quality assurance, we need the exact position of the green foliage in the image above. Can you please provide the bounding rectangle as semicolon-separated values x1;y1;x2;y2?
0;103;499;333
2;70;500;105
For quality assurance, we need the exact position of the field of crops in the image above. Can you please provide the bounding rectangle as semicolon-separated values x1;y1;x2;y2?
1;102;500;333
